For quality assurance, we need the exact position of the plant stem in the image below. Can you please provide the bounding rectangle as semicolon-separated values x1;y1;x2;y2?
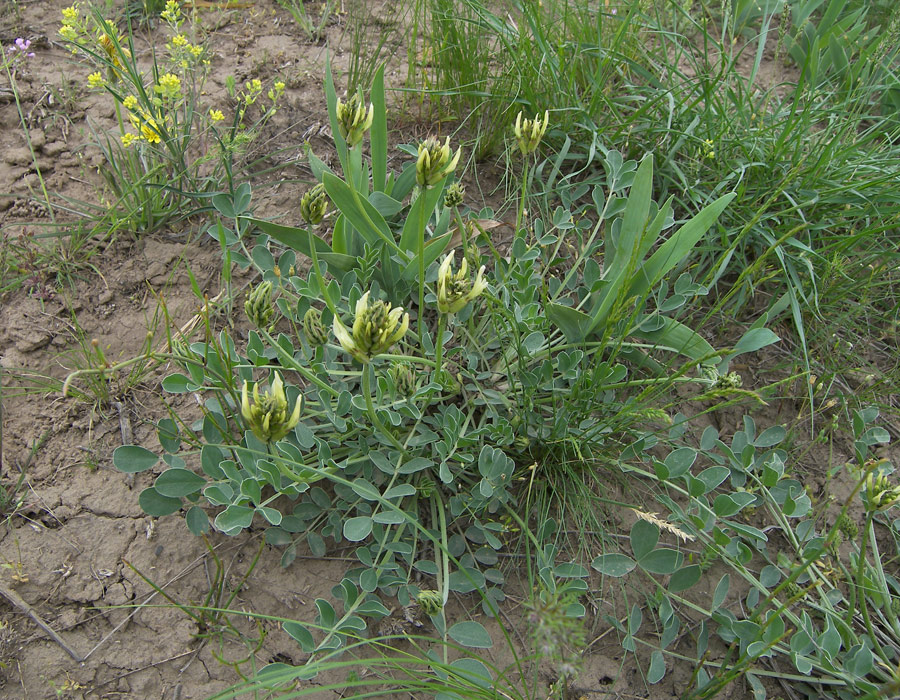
433;314;447;385
515;158;530;236
362;363;405;453
417;185;428;349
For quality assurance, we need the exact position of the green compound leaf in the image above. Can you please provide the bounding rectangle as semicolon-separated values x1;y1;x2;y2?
154;468;206;498
138;487;182;517
113;445;159;473
591;553;637;577
448;621;493;649
343;516;373;542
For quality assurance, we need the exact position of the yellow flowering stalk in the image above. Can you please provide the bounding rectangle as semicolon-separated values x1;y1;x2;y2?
437;253;487;314
415;136;461;188
333;291;409;364
241;373;303;443
335;91;373;148
514;110;549;155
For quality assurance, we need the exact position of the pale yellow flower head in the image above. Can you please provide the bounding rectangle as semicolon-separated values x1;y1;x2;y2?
514;110;550;155
333;291;409;364
335;91;373;148
437;253;487;314
240;372;303;443
416;136;461;188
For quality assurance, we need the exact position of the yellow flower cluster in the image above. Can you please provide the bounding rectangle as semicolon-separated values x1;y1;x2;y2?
155;72;182;100
87;71;104;89
209;109;225;122
160;0;182;25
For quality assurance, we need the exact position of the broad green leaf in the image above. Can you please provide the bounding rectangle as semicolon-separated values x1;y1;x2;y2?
185;506;210;535
113;445;159;473
343;516;373;541
639;548;683;575
399;180;448;250
546;303;593;343
246;218;356;275
370;65;387;193
215;505;254;533
448;658;493;689
630;316;718;364
138;487;182;517
591;553;637;577
400;231;452;281
669;565;702;592
713;492;756;517
448;621;493;649
712;574;730;611
647;650;666;684
323;172;393;248
284;621;315;652
627;192;735;302
154;468;206;498
631;519;660;560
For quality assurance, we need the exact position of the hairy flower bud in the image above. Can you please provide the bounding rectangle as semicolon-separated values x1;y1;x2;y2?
389;362;417;398
302;307;328;346
335;91;373;148
437;253;487;314
514;110;549;155
240;372;303;443
444;182;465;208
416;137;461;188
416;589;443;616
300;183;328;227
333;291;409;364
244;281;275;331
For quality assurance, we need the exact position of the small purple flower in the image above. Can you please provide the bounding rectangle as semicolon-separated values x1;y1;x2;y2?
8;38;35;58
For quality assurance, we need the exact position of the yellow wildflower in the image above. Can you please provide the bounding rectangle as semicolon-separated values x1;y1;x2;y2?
140;119;161;144
61;4;79;24
121;133;137;148
122;95;138;110
274;80;285;93
59;24;78;42
87;72;104;89
171;34;188;47
161;0;181;24
155;73;181;99
189;44;203;58
209;109;225;122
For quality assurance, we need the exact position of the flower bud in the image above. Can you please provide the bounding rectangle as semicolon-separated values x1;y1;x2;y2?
335;91;373;148
244;281;275;331
333;291;409;364
302;307;328;346
240;372;303;443
300;183;328;227
514;110;549;155
389;362;417;398
437;253;487;314
416;137;461;188
416;589;443;616
444;182;465;208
